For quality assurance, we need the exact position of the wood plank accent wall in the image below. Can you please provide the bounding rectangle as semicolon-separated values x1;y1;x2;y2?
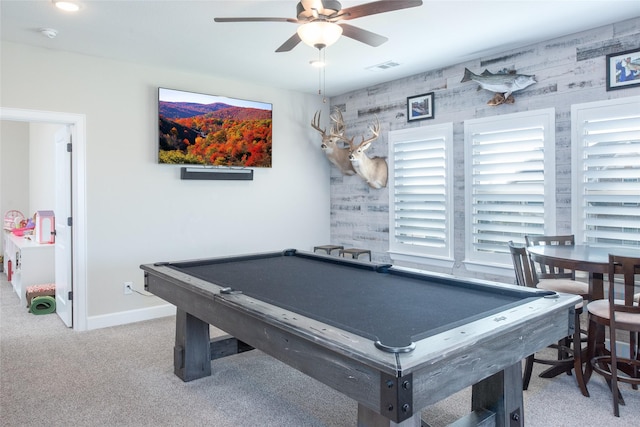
328;17;640;282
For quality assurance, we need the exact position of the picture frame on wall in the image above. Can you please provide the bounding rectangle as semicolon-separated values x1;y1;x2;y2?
407;92;434;122
605;48;640;91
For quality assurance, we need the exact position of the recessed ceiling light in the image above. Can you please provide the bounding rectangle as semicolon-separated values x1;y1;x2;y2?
309;59;326;68
54;1;80;12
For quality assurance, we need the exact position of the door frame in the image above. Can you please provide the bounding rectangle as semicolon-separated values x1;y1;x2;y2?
1;107;87;331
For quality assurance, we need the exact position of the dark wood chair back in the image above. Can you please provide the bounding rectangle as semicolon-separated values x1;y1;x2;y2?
608;254;640;330
525;234;576;279
507;241;537;288
525;235;575;246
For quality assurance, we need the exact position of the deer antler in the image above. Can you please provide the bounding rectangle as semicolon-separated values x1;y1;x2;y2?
358;117;380;148
311;111;327;136
329;108;345;138
313;108;347;139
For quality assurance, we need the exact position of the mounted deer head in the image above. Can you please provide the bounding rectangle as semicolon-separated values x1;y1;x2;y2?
346;118;388;189
311;109;356;176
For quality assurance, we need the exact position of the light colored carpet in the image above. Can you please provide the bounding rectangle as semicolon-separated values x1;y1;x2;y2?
1;274;637;426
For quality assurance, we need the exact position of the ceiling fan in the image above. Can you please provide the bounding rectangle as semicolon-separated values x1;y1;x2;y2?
214;0;423;52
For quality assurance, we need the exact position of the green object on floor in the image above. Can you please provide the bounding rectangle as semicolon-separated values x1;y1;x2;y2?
30;296;56;315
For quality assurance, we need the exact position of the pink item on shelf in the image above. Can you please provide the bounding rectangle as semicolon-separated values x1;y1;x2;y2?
11;225;34;236
35;210;55;244
3;210;25;231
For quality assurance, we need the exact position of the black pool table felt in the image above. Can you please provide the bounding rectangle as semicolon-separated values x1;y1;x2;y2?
167;254;546;350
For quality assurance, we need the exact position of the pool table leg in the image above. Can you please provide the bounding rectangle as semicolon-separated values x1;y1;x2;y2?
174;308;211;382
356;363;523;427
471;362;523;427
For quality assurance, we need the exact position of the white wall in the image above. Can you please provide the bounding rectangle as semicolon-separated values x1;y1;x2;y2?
0;121;57;255
0;122;57;218
29;123;58;213
1;42;330;325
0;121;30;239
0;121;30;211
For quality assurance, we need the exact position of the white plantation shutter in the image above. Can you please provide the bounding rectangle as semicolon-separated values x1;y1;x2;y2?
465;109;556;267
388;124;453;260
572;97;640;247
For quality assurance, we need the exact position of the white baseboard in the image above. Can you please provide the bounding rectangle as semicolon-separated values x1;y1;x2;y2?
86;303;176;330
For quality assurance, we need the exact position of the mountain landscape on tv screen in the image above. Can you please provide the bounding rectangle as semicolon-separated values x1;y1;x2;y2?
158;101;272;168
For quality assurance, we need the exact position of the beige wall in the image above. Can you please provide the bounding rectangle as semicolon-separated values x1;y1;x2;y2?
1;42;330;326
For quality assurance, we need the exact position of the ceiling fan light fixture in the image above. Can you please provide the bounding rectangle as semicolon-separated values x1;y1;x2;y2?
297;21;342;50
53;1;80;12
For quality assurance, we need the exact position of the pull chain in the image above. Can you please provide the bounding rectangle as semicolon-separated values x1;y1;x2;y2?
322;48;327;103
319;48;327;104
317;48;322;96
316;48;327;103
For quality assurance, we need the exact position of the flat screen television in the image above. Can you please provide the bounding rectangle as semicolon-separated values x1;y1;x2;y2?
158;87;272;168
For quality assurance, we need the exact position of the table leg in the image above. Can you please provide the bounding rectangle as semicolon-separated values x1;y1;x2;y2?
174;308;211;382
471;363;524;427
584;272;605;389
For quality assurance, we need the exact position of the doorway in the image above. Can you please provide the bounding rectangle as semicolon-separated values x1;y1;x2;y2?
0;107;87;331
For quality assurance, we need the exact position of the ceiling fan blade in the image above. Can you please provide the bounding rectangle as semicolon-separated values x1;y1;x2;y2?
338;0;423;21
339;23;388;47
214;17;300;24
275;33;303;52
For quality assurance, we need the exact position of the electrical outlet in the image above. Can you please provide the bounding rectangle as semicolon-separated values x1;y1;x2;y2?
123;282;133;295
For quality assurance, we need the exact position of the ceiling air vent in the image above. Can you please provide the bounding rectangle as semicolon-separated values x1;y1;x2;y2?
366;61;400;72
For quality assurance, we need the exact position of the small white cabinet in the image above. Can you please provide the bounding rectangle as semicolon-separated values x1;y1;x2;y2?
3;231;55;305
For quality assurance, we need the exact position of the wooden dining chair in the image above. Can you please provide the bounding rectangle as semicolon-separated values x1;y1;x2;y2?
508;241;589;396
584;254;640;417
525;234;577;279
525;234;575;246
525;234;589;301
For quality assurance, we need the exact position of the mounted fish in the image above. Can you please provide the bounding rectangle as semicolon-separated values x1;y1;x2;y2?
461;68;536;105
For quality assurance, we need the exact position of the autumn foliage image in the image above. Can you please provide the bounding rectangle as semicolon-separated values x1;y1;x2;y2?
158;88;272;168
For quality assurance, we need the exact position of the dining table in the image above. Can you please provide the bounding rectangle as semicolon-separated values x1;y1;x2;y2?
527;244;640;300
527;244;640;396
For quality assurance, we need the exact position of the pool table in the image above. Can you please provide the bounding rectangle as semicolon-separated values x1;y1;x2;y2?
141;249;580;427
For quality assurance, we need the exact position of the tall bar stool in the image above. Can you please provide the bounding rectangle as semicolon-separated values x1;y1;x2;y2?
524;235;590;395
584;254;640;417
508;241;589;396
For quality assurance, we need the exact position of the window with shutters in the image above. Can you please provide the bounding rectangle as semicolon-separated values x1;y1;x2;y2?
388;123;454;265
464;109;556;270
572;97;640;248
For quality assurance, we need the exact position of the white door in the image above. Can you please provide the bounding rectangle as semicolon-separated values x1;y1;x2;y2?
55;126;73;327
